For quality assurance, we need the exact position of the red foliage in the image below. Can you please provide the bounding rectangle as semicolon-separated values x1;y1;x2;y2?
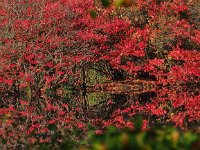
0;0;199;147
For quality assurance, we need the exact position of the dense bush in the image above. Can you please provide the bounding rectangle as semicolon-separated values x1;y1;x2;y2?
0;0;199;149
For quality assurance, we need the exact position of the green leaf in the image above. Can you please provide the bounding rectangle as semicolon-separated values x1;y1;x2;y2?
114;0;124;7
101;0;111;8
90;10;97;19
47;124;57;131
134;115;143;131
1;138;7;145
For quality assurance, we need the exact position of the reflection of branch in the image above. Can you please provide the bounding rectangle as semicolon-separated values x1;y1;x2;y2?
91;99;108;108
81;64;88;110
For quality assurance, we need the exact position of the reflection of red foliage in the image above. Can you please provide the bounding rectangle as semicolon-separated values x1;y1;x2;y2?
142;120;149;130
171;112;186;128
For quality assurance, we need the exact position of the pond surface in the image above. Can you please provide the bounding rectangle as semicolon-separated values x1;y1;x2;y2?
0;69;199;149
53;73;200;132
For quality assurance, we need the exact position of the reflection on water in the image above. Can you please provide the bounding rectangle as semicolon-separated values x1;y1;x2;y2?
62;79;200;132
0;69;199;133
0;71;199;149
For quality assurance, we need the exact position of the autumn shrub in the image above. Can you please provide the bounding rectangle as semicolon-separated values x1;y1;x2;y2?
0;0;200;148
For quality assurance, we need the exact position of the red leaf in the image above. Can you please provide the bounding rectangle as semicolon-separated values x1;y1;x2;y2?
19;100;29;106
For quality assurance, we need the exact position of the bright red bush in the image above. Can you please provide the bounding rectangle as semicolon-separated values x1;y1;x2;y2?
0;0;199;148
